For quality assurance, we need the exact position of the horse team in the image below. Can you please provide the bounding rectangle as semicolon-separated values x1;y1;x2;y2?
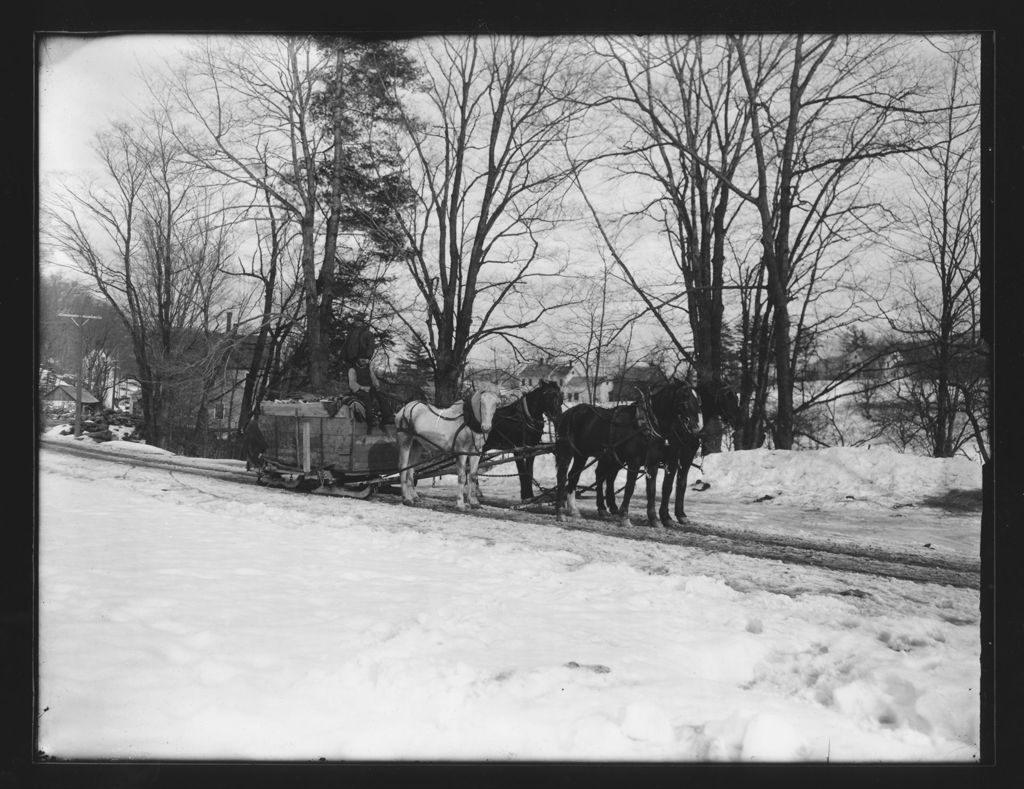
396;378;741;526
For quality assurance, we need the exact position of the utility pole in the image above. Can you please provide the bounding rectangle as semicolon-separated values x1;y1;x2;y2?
58;313;102;437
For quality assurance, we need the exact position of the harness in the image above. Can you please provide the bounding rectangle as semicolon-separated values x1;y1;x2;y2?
518;395;544;431
398;394;493;457
562;384;705;476
488;386;561;447
634;389;663;443
462;393;484;433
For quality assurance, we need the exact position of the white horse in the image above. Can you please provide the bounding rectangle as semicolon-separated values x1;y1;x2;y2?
395;391;500;510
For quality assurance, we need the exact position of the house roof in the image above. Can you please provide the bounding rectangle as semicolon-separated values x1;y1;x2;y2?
619;364;667;382
518;362;573;379
43;384;100;404
607;366;669;400
465;368;519;385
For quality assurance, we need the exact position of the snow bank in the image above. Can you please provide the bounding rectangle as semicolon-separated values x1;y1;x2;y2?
698;447;981;508
91;441;173;456
496;446;980;510
43;424;170;455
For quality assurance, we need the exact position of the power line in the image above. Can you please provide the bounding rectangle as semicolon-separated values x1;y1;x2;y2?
57;313;103;438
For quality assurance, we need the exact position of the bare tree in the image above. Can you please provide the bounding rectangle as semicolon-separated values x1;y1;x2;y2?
167;35;417;394
379;36;591;404
574;35;923;450
234;183;302;427
884;39;985;459
723;34;928;449
166;36;335;388
543;250;639;403
43;119;237;448
590;35;752;449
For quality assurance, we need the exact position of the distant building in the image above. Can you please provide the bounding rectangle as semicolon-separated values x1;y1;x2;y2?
606;364;669;403
42;383;101;417
463;367;521;396
206;332;261;433
515;359;609;402
515;359;578;389
562;374;612;405
113;377;143;416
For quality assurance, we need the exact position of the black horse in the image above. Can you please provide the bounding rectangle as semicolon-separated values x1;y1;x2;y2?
597;379;743;525
554;379;701;528
482;380;564;501
694;380;742;451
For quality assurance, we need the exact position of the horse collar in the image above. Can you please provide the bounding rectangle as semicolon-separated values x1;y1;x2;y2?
635;391;663;443
463;393;484;432
519;396;542;428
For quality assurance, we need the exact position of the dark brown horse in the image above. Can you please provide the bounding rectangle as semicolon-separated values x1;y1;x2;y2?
554;380;702;527
482;380;563;500
598;379;742;525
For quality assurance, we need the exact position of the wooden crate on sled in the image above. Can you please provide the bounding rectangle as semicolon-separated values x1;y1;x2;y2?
256;399;400;486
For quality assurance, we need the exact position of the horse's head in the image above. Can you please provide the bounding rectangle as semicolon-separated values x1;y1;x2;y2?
698;380;743;431
718;383;742;430
538;379;564;422
655;379;702;438
476;390;500;435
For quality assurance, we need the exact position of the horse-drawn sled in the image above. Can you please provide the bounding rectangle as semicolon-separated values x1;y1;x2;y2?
242;376;739;525
242;381;565;506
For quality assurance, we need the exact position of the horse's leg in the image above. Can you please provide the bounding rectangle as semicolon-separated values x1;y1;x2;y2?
660;448;679;527
565;453;587;520
554;444;569;522
594;456;609;518
514;454;530;502
618;463;640;528
467;449;482;509
674;442;698;522
398;434;415;505
455;453;469;510
519;454;536;501
605;463;620;516
471;451;487;503
594;457;619;518
644;452;660;528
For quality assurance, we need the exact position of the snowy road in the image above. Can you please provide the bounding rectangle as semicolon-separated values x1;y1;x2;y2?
36;439;982;761
41;438;981;590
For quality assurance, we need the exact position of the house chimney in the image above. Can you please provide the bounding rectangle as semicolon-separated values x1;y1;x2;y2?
226;311;233;333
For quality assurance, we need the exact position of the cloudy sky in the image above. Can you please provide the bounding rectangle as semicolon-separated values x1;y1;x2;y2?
38;34;192;180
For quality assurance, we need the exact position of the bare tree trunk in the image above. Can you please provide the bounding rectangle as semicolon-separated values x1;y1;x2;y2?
315;40;347;392
238;190;283;431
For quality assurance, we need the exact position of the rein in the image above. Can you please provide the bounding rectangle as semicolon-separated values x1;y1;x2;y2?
517;395;544;431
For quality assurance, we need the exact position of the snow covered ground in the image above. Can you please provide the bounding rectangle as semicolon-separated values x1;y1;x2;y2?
36;428;982;762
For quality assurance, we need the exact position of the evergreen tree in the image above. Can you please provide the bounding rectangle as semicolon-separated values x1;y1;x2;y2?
317;39;415;381
273;38;417;393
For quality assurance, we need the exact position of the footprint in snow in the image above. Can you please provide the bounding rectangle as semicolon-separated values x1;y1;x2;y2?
565;661;611;674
